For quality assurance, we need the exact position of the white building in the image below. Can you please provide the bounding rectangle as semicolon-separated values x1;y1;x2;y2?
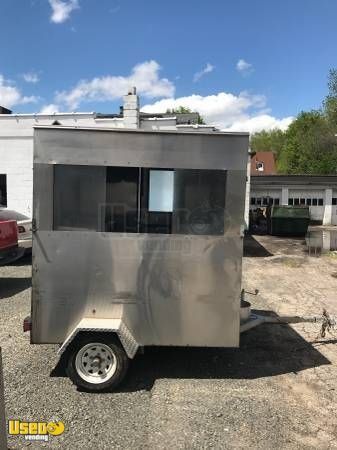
0;89;216;217
250;175;337;226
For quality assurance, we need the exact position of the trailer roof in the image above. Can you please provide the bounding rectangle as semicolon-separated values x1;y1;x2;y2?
33;124;249;137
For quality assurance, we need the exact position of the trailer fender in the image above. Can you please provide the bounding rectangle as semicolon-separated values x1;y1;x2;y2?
57;318;139;359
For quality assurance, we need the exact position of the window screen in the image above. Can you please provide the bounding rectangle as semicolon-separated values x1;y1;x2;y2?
0;174;7;207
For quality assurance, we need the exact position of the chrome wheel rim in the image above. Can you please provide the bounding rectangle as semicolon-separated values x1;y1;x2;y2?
75;343;117;384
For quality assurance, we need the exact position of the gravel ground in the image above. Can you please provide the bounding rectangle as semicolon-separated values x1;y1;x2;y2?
1;236;337;449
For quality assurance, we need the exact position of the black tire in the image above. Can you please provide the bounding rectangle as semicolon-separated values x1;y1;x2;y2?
66;334;129;393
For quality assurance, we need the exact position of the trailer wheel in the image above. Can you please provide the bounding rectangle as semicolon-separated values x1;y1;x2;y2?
66;334;129;392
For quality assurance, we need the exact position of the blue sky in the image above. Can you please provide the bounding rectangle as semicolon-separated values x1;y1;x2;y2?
1;0;337;132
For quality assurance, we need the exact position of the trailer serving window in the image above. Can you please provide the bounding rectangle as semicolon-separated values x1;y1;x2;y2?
53;165;226;235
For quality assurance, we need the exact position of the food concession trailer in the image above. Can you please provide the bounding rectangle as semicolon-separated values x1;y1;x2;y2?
25;126;335;392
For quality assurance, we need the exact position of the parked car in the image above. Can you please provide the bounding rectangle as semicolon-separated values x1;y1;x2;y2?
0;220;24;265
0;209;32;250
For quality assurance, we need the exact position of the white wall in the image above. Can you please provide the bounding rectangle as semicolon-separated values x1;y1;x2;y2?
140;117;177;131
0;138;33;216
0;113;98;216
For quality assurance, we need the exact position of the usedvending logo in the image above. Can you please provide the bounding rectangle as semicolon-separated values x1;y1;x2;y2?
8;419;65;442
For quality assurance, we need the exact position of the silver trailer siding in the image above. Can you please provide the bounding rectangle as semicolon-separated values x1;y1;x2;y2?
31;127;248;349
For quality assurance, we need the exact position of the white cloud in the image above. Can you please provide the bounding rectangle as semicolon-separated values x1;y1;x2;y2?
236;59;254;76
141;92;293;133
193;63;215;82
39;103;60;114
55;60;175;109
0;75;38;109
223;114;293;133
49;0;79;24
22;71;40;83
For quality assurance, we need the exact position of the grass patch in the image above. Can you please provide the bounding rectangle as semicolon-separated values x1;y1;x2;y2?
326;251;337;259
282;258;304;268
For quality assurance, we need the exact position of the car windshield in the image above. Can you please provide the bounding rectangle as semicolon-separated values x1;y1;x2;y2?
0;209;29;221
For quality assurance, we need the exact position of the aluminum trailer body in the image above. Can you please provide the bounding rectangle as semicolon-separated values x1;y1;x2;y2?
29;126;248;391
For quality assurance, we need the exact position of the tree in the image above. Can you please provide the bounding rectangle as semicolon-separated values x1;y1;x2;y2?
323;68;337;129
250;68;337;175
166;106;205;124
250;129;286;161
277;111;337;174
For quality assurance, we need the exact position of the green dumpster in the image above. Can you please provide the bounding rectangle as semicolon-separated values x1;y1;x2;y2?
267;205;310;236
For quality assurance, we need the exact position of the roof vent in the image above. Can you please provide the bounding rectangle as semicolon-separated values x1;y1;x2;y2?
128;87;137;95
